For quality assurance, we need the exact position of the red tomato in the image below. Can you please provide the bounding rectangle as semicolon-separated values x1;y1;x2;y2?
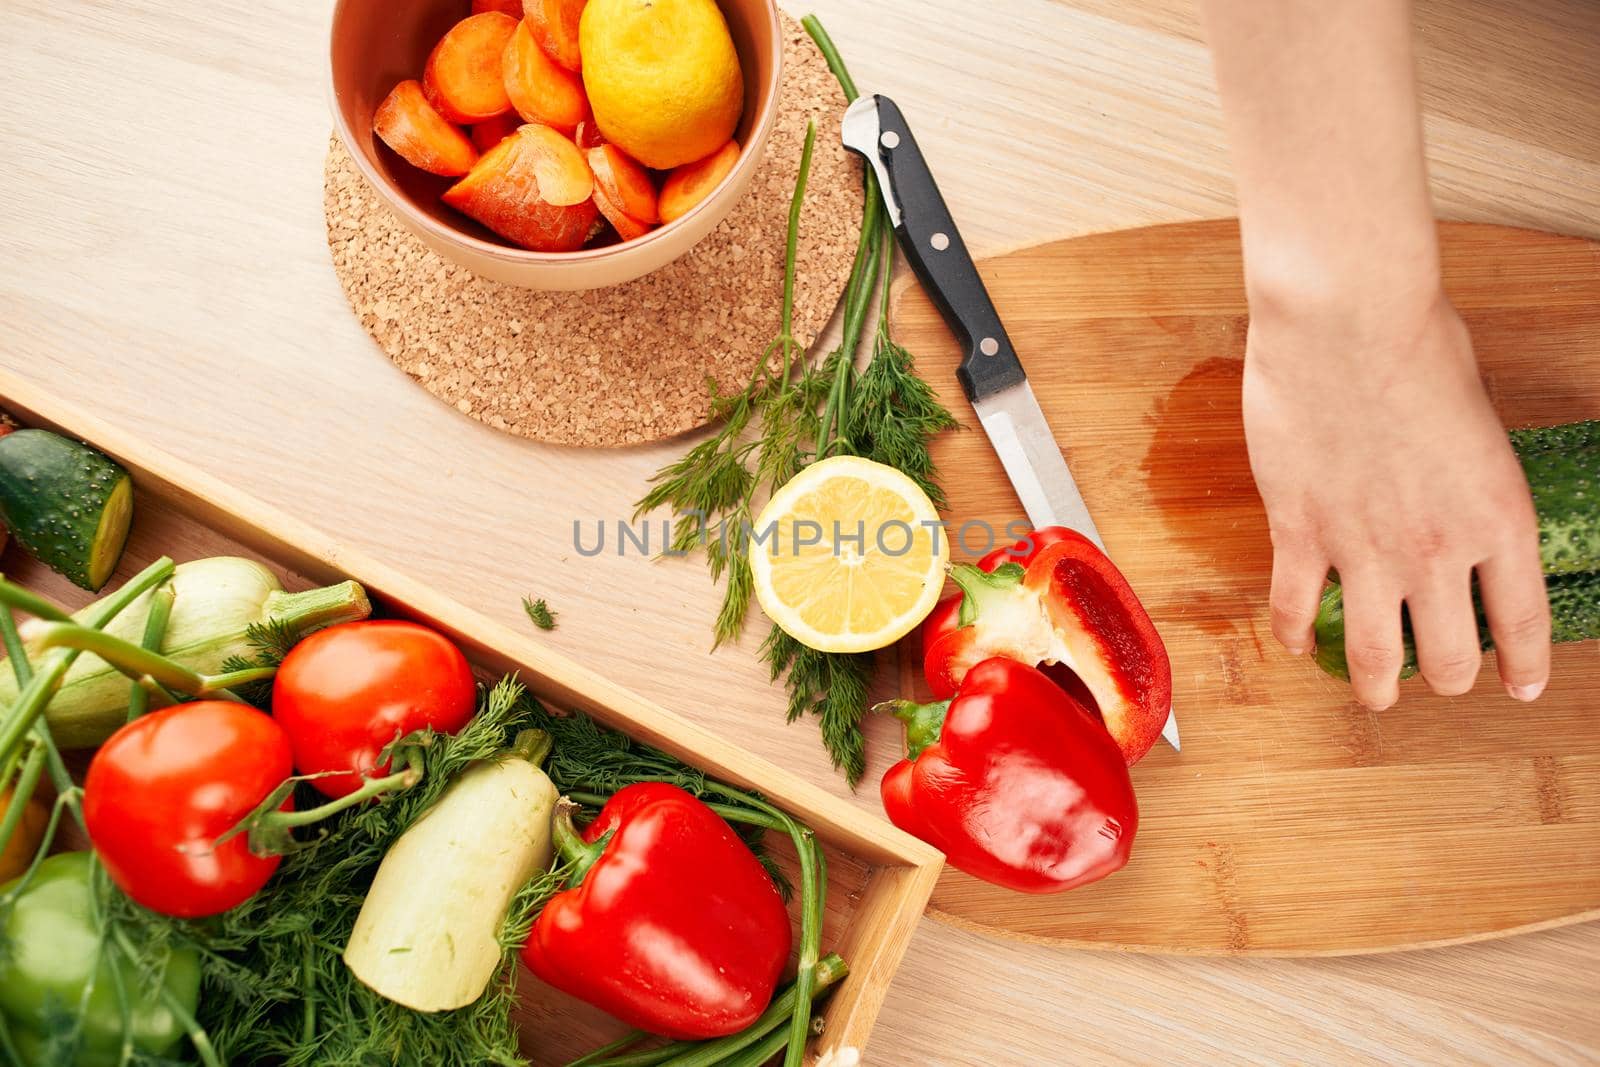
84;701;292;918
271;620;476;798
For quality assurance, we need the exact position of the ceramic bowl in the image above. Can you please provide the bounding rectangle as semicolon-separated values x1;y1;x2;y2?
329;0;783;290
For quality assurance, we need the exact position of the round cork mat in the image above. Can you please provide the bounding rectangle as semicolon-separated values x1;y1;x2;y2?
325;16;863;447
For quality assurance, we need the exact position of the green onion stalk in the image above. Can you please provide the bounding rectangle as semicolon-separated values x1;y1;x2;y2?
0;558;223;1067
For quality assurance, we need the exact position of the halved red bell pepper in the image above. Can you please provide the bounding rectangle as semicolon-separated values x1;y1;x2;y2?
881;656;1137;893
921;526;1172;765
519;783;792;1040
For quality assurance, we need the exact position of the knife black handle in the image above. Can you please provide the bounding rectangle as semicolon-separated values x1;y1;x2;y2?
870;95;1025;404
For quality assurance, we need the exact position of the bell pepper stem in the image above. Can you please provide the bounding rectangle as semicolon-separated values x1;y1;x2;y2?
552;797;613;885
126;581;175;722
948;562;1025;627
237;746;428;856
875;698;952;762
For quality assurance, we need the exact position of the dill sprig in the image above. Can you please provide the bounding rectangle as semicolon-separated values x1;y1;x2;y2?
634;16;958;785
522;596;558;631
218;617;305;708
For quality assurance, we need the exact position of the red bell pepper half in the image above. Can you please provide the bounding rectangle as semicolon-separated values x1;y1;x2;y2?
921;526;1173;765
881;656;1137;893
520;783;792;1040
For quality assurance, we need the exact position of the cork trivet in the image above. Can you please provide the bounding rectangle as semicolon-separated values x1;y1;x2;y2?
325;16;863;447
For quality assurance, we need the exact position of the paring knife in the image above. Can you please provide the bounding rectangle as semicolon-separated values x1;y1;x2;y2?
841;93;1180;752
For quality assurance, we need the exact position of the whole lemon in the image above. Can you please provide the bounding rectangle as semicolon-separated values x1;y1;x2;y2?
580;0;744;170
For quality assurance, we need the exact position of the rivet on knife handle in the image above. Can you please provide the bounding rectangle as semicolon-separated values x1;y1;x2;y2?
845;95;1025;405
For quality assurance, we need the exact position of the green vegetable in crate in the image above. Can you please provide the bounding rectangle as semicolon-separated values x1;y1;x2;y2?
0;556;372;747
343;728;559;1012
1314;419;1600;681
0;852;203;1067
0;429;133;591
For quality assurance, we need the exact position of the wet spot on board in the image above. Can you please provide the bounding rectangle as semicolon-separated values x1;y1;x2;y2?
1141;355;1272;630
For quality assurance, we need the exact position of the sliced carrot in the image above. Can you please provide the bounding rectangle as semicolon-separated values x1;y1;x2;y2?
524;0;585;72
373;80;479;177
586;144;658;224
592;184;654;242
472;0;524;14
471;113;522;152
423;12;518;124
502;19;588;132
658;140;741;224
443;125;598;252
572;119;604;150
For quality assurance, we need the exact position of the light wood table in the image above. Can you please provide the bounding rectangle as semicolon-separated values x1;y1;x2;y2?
2;0;1597;1062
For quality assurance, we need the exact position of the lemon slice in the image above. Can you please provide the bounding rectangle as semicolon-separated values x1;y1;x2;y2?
750;456;947;653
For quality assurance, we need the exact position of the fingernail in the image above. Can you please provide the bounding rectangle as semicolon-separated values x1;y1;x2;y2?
1285;644;1309;657
1508;680;1547;702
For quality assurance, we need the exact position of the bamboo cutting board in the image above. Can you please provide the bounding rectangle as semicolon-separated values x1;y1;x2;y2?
890;219;1600;955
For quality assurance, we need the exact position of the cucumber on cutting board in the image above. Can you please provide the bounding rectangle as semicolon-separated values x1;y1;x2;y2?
0;430;133;591
1314;418;1600;680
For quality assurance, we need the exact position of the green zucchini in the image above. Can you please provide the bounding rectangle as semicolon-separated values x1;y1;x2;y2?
0;556;372;747
0;429;134;591
343;729;558;1012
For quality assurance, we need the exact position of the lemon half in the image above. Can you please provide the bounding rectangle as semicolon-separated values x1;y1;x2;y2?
750;457;946;654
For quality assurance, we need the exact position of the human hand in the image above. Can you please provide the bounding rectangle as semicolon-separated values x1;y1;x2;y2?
1242;283;1551;709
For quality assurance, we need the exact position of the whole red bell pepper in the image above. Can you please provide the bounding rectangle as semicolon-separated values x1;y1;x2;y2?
921;526;1173;765
520;783;792;1040
881;656;1137;893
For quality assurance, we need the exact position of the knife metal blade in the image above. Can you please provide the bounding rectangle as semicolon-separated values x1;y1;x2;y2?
843;94;1180;752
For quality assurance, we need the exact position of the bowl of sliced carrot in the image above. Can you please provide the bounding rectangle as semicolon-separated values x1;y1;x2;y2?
329;0;782;290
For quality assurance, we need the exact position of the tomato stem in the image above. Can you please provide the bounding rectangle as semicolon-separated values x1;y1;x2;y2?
240;745;427;856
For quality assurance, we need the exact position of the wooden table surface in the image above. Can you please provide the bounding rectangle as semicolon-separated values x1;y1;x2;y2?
2;0;1597;1063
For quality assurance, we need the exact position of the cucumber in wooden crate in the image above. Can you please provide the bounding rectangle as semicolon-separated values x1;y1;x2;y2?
0;428;133;591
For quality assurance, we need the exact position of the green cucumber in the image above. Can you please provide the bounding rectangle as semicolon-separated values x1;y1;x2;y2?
0;429;133;591
1313;572;1600;682
1512;420;1600;575
1312;419;1600;681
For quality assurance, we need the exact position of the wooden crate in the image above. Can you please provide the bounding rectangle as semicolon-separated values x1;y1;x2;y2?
0;368;943;1064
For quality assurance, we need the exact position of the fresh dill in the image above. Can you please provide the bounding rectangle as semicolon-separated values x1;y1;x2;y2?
522;596;558;631
218;617;304;708
634;17;957;785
